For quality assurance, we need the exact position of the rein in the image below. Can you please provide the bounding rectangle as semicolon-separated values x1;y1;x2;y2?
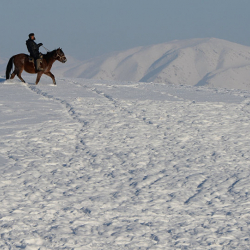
42;45;50;52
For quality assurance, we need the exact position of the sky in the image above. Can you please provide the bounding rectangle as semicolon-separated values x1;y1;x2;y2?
1;0;250;61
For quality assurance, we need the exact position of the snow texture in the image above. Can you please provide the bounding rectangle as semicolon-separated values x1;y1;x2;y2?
0;75;250;249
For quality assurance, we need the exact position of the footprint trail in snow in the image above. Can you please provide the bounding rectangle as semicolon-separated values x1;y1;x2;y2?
0;76;250;249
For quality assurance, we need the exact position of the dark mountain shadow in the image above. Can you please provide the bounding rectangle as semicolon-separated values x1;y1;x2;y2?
195;73;212;87
139;50;178;83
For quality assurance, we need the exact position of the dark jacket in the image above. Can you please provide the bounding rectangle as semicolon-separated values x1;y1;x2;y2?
26;39;42;59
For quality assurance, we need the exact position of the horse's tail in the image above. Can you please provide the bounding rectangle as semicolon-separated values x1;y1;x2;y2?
6;56;14;80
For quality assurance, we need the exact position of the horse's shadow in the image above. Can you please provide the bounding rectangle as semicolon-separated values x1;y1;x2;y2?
0;78;5;83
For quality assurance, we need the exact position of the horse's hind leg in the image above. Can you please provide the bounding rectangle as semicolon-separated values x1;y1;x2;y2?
11;67;25;83
18;75;26;83
10;70;17;79
17;69;26;83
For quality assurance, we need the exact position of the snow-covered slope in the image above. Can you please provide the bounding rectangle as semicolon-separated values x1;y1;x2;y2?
1;76;250;249
58;38;250;90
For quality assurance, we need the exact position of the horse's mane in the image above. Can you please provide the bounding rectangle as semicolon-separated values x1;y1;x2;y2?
43;49;57;59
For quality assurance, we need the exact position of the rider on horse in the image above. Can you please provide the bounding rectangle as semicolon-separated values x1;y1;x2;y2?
6;37;67;85
26;33;43;71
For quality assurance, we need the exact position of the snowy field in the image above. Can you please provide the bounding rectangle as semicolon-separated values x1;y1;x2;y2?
1;75;250;249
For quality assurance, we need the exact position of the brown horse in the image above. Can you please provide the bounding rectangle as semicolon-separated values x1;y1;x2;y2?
6;48;67;85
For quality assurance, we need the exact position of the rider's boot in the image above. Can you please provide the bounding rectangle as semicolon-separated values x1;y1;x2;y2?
36;59;44;71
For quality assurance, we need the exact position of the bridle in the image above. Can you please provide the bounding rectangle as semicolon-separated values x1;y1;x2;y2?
42;45;67;63
54;49;67;63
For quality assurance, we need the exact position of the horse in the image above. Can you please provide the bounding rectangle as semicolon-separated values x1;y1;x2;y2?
5;48;67;85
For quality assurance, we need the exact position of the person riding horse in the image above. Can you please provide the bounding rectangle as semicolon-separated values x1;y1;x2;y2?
26;33;43;71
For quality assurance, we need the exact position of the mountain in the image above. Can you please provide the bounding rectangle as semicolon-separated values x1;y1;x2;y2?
57;38;250;90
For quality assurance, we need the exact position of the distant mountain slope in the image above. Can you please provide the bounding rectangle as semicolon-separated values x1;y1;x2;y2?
58;38;250;90
50;55;81;77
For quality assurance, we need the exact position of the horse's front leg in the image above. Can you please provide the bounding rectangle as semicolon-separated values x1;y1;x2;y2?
44;72;56;85
36;72;43;85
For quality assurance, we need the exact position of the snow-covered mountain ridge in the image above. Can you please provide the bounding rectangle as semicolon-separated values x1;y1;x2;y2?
56;38;250;90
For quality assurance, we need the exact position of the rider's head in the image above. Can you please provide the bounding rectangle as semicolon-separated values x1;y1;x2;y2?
29;33;35;40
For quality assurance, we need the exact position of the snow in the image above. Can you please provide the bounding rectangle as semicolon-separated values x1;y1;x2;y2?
1;75;250;249
51;38;250;90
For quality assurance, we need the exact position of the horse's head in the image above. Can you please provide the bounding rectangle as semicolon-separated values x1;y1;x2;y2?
54;48;67;63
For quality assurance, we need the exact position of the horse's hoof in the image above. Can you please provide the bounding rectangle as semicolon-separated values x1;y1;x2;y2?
54;82;56;85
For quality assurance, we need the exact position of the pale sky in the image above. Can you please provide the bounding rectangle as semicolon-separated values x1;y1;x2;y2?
1;0;250;60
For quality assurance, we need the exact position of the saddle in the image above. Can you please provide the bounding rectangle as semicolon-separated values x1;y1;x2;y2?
28;53;43;64
28;54;44;71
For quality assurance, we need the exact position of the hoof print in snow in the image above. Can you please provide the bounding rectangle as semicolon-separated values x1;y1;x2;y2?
150;234;160;242
80;207;91;214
